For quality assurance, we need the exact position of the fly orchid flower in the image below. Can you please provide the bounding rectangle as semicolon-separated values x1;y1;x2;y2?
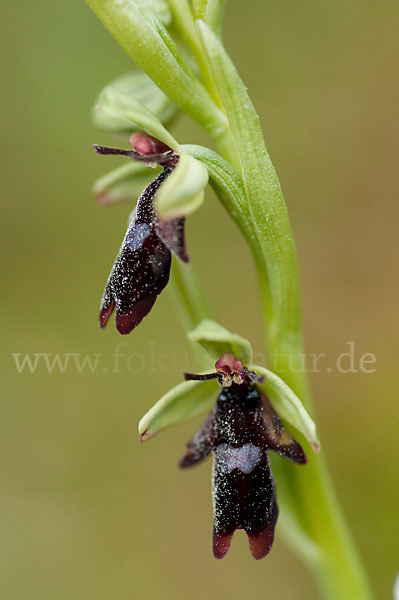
139;320;319;560
94;133;190;334
181;353;307;560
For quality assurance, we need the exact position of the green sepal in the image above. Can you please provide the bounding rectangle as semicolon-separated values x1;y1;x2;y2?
93;70;179;135
93;162;159;206
138;379;216;441
251;364;320;452
93;88;178;150
188;319;253;365
155;152;208;218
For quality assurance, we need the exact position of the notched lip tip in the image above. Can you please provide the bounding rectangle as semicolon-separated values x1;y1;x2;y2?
213;532;233;559
247;531;274;560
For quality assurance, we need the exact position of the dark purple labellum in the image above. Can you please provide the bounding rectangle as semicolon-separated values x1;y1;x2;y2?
180;357;306;559
94;133;190;334
99;168;188;334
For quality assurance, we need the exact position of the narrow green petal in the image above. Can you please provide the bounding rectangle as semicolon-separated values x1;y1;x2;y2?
138;379;216;441
251;364;320;452
188;319;253;365
181;144;263;264
155;152;208;218
93;162;159;206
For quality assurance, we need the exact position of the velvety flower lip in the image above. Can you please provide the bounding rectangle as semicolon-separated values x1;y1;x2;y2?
99;169;173;334
181;353;306;559
95;133;190;334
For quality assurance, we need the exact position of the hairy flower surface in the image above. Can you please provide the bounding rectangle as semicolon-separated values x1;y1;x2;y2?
95;134;188;334
181;354;306;559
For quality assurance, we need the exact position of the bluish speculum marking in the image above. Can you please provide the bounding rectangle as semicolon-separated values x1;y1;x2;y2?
127;223;150;251
215;443;261;474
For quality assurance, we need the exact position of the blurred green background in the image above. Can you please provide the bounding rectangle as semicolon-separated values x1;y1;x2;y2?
1;1;398;598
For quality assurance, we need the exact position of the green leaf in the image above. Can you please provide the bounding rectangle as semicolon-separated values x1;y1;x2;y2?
188;319;253;365
251;364;320;452
93;162;159;206
94;87;179;150
93;70;178;133
155;152;208;218
138;379;216;441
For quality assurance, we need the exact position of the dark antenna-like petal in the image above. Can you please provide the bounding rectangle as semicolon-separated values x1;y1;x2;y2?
259;390;307;464
183;372;219;382
156;217;189;263
179;405;218;468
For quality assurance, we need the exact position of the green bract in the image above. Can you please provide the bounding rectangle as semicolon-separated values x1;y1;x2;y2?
181;144;265;269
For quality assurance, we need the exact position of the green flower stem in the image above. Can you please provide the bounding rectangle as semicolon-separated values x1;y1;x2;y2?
195;23;373;600
168;260;213;372
87;3;373;598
